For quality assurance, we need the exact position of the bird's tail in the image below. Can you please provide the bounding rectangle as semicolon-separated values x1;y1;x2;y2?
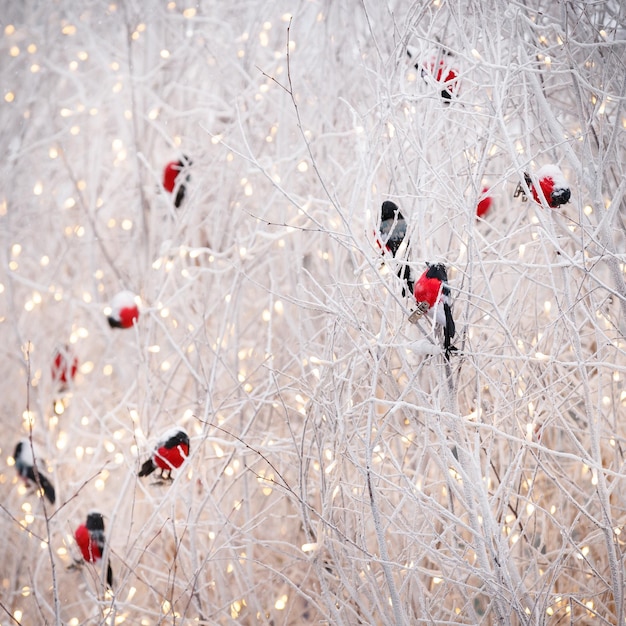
27;466;56;504
443;302;458;360
106;560;114;588
107;316;124;329
138;458;156;477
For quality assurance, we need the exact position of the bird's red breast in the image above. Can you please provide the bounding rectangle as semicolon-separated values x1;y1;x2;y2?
163;162;180;193
414;275;443;308
532;177;555;207
476;189;492;218
424;59;458;92
117;306;139;328
75;525;102;562
154;443;189;471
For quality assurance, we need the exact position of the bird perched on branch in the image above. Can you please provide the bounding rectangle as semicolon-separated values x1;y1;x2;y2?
13;439;56;505
514;165;571;208
138;427;190;480
409;263;457;358
376;200;414;296
163;155;192;208
407;46;459;101
107;290;139;329
74;511;113;588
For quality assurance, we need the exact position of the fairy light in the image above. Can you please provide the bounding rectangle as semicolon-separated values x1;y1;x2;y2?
274;595;288;610
56;431;68;450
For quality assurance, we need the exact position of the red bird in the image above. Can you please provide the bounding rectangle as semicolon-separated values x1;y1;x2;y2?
163;155;191;208
74;511;113;587
138;427;190;480
516;165;571;208
407;46;459;101
476;188;493;218
107;291;139;329
51;345;78;388
410;263;457;358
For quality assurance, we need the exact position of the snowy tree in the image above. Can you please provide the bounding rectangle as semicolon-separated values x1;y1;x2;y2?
1;1;625;624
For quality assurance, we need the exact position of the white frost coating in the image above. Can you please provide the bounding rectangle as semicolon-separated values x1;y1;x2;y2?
109;290;138;311
409;339;442;356
156;427;189;448
16;439;35;466
2;2;625;625
536;164;569;190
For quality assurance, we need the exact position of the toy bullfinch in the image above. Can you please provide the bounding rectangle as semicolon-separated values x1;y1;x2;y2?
74;511;113;587
514;165;571;208
376;201;414;296
51;345;78;389
13;439;56;505
138;427;190;480
409;263;457;358
107;291;139;329
163;155;191;208
407;46;459;101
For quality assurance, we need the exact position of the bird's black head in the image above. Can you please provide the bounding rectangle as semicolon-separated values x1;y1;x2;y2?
425;263;448;283
169;429;190;447
86;512;105;531
179;154;192;168
551;187;571;206
381;201;402;221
